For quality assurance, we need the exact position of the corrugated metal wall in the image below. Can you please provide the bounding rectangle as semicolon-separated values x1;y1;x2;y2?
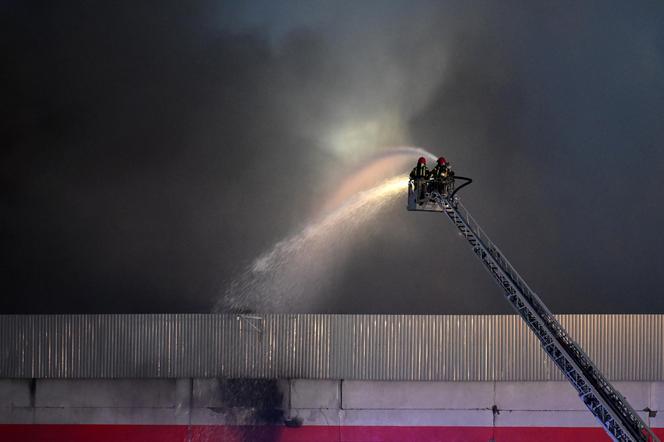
1;314;662;381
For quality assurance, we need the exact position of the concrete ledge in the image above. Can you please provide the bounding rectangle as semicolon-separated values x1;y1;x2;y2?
290;408;341;426
340;409;494;426
0;408;34;424
612;382;651;410
652;382;664;411
33;407;185;425
175;378;191;411
496;381;583;411
0;380;31;407
190;407;231;425
190;407;286;425
0;378;661;429
343;381;493;409
193;379;222;407
291;380;339;409
36;379;176;408
496;410;599;427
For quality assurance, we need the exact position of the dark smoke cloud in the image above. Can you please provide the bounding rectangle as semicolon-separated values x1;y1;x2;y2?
2;1;664;313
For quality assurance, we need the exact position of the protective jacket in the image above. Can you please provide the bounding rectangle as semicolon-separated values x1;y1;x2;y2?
430;164;448;180
410;163;429;180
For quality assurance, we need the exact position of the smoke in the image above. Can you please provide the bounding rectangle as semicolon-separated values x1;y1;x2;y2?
2;1;664;313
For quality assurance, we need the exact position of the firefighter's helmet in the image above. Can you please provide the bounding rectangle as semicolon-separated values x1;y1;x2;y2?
437;157;447;166
418;157;427;164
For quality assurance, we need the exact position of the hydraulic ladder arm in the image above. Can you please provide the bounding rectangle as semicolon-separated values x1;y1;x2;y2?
409;186;659;442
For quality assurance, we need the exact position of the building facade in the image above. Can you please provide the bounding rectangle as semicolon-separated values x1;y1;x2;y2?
1;314;663;441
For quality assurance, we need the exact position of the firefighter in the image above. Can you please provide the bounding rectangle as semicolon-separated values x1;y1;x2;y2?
430;157;450;194
409;157;429;201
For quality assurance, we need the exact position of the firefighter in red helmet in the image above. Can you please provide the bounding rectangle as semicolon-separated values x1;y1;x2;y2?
430;157;454;195
409;157;430;201
410;157;429;180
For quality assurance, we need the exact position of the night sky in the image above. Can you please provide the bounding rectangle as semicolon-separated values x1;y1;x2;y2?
3;1;664;314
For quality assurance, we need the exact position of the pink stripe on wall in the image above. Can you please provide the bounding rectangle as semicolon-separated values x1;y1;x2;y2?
5;424;660;442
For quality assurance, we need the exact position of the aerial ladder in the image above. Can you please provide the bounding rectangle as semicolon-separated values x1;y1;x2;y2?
407;176;660;442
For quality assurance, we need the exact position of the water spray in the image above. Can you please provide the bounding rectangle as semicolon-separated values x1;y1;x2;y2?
217;146;436;313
